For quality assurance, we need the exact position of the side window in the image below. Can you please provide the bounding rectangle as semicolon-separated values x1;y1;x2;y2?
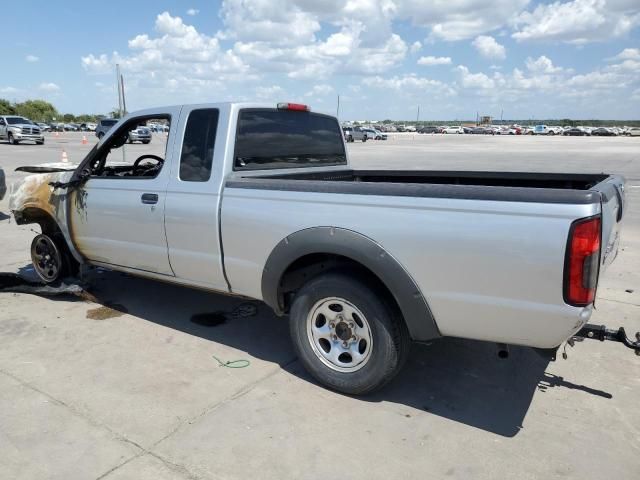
89;114;171;179
0;119;5;126
179;109;219;182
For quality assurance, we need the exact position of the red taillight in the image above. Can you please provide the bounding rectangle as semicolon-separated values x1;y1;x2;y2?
277;102;310;112
564;216;601;306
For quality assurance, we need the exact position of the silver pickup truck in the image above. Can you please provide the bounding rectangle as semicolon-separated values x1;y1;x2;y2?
9;102;636;394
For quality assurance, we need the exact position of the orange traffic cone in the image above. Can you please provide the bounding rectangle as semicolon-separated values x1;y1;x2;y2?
82;135;88;145
61;149;69;163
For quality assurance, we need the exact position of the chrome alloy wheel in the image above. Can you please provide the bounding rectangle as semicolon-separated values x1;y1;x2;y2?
306;297;373;372
31;234;62;282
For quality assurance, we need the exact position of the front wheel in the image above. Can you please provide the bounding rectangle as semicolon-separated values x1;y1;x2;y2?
30;233;78;283
8;133;18;145
289;272;410;395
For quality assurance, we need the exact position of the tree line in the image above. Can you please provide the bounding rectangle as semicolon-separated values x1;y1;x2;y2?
0;98;105;123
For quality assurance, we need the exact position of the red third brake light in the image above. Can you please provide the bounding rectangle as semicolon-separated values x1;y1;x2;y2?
564;215;601;306
277;102;310;112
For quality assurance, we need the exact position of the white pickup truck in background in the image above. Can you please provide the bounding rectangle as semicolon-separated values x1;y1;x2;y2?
9;102;637;394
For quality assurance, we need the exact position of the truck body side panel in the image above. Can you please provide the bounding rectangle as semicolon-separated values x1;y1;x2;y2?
221;188;599;348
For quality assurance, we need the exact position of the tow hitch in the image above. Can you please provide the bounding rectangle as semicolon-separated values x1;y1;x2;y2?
571;323;640;356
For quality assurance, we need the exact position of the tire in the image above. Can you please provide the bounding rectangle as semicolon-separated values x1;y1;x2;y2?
30;233;79;283
548;131;555;136
289;272;411;395
347;135;353;143
143;140;150;144
36;140;44;145
362;136;367;142
97;132;104;139
8;133;18;145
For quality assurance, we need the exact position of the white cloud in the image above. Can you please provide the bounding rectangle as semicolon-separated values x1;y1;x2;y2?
472;36;506;60
0;86;20;95
82;12;250;102
25;55;39;63
512;0;640;44
410;41;422;53
525;55;563;73
255;85;285;99
186;8;199;16
397;0;530;41
81;53;111;74
363;74;456;96
305;84;334;97
455;65;495;89
610;47;640;61
417;55;452;66
38;82;60;92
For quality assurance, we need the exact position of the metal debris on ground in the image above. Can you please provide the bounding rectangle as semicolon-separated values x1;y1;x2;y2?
0;272;85;297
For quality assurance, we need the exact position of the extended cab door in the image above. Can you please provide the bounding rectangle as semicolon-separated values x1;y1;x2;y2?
163;104;229;291
69;108;181;275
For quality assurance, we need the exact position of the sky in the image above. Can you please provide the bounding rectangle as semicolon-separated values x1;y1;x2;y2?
2;0;639;120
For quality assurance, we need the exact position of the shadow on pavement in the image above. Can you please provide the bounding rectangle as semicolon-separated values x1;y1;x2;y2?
7;265;612;438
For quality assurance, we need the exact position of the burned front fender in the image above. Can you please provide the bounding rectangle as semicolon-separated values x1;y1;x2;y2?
9;170;85;263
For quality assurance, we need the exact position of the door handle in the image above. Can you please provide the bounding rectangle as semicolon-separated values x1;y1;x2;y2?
141;193;159;204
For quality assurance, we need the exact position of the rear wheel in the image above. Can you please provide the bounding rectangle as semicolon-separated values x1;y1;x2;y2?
362;136;367;142
347;135;353;143
289;272;410;395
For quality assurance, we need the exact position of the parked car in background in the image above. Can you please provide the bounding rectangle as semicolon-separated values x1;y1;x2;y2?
363;128;387;140
418;126;439;134
564;127;589;136
547;126;564;136
80;122;97;132
128;126;152;144
0;166;6;202
626;127;640;137
36;122;51;132
533;125;549;135
508;126;522;135
442;126;464;134
471;126;492;134
591;127;617;137
0;115;44;145
343;126;368;142
95;118;119;139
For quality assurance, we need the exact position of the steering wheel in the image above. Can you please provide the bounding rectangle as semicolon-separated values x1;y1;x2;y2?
133;154;164;169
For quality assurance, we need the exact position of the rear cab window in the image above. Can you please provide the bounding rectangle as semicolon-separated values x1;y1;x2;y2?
234;109;346;171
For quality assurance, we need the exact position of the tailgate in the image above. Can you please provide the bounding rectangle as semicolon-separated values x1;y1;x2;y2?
593;175;625;271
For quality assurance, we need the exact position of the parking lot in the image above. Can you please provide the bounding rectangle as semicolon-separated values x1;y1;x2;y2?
0;132;639;479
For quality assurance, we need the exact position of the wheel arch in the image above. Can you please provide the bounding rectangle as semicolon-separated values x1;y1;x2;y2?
261;227;440;341
14;207;59;234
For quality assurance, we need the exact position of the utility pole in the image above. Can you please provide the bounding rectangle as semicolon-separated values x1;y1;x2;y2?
116;64;123;118
336;94;340;119
416;105;420;123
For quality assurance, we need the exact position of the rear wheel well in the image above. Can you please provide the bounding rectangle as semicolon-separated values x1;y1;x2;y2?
278;253;404;323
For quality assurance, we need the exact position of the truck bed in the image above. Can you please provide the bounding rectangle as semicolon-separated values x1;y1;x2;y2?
226;170;613;204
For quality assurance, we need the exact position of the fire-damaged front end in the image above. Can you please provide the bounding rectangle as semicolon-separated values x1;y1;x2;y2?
9;164;85;277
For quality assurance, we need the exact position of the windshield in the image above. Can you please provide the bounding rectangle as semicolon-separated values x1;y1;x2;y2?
6;117;31;125
101;120;118;126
